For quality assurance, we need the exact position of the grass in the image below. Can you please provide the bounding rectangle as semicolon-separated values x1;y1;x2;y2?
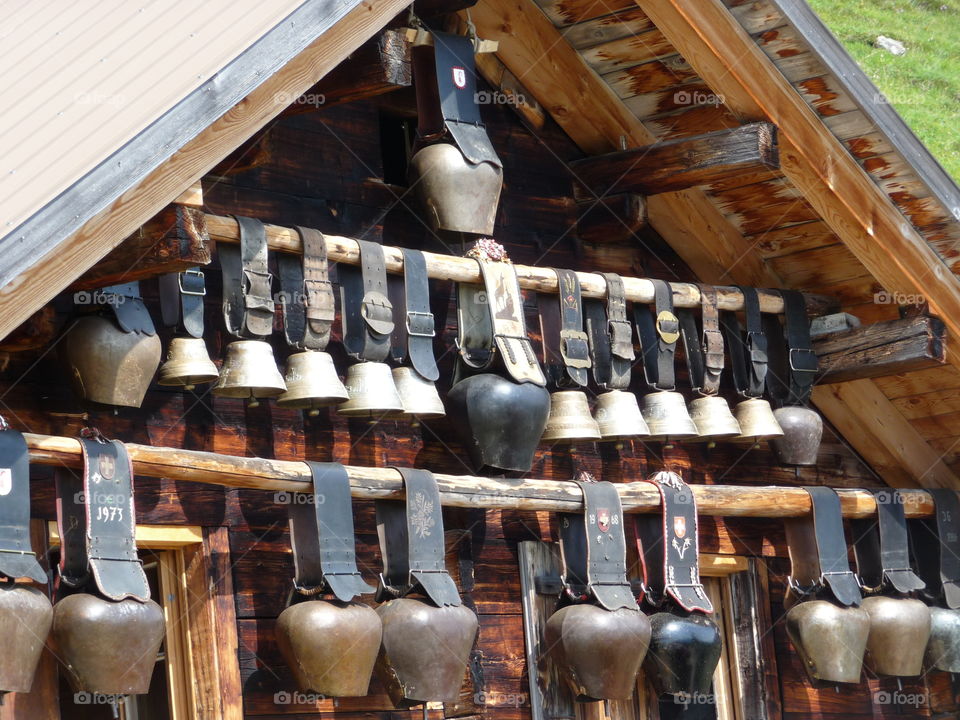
806;0;960;182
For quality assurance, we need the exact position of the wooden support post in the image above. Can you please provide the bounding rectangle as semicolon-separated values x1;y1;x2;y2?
569;123;779;195
20;432;937;518
69;203;211;291
576;194;647;244
814;315;946;383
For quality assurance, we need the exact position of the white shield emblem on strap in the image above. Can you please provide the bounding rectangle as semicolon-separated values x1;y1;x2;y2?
452;67;467;89
0;468;10;496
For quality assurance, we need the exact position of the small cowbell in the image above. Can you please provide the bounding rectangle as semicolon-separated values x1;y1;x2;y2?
770;406;823;466
688;396;741;446
157;336;219;390
643;612;722;697
641;391;698;443
541;391;601;442
51;594;166;694
545;604;651;701
732;398;784;446
338;363;404;418
447;374;551;474
925;607;960;673
593;390;650;441
861;596;931;677
62;315;161;408
275;599;382;697
393;367;445;421
376;597;478;706
409;143;503;236
0;583;53;693
213;340;286;406
276;351;348;415
785;600;870;684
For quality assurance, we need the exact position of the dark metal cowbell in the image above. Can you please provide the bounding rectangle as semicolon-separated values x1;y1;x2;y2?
374;468;478;707
274;463;381;697
643;612;722;696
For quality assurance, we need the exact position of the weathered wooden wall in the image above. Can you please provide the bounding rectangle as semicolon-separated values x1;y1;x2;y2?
2;87;955;719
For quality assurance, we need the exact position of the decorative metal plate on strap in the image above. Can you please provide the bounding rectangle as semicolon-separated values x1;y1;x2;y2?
557;473;637;611
0;427;46;583
288;462;373;602
853;489;925;594
340;240;394;362
635;471;712;613
376;467;461;607
910;489;960;608
634;280;679;391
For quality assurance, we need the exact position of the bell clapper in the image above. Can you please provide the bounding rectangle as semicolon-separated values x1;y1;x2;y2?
184;383;196;391
707;440;717;449
308;408;320;417
422;703;429;720
110;698;120;719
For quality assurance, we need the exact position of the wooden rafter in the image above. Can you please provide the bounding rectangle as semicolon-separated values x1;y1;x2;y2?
464;0;959;490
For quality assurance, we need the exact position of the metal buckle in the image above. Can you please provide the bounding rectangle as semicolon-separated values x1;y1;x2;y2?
560;329;591;369
360;291;394;336
702;329;724;371
655;310;680;344
405;311;436;338
746;330;767;360
789;348;819;373
178;269;206;296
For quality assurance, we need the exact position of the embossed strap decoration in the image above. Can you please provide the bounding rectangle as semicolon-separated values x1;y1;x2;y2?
288;462;373;602
278;227;335;350
376;467;461;607
221;216;275;338
0;427;46;583
340;240;395;362
558;473;637;611
539;269;590;388
852;489;925;594
635;471;712;613
910;488;960;608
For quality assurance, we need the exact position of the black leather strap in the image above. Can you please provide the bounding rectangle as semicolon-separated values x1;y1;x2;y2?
910;489;960;608
558;474;637;611
853;489;925;594
0;429;46;583
635;471;712;613
159;269;206;338
539;270;590;388
288;462;373;602
101;282;156;336
784;487;861;606
376;468;461;607
221;216;275;338
340;240;394;363
389;249;439;381
699;286;724;395
56;469;89;591
679;309;705;394
779;289;818;405
635;280;679;391
79;438;150;601
278;228;335;351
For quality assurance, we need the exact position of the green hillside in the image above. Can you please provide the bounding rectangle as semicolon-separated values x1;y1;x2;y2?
807;0;960;181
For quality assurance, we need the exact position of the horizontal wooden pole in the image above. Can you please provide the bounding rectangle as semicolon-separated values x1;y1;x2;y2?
204;214;835;315
569;122;779;195
23;433;934;519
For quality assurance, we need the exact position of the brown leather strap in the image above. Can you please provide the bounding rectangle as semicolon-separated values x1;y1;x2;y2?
699;285;724;395
300;227;335;348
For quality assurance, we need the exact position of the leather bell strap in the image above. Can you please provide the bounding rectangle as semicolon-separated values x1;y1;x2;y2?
288;462;374;602
456;258;545;385
698;286;723;394
852;489;925;594
784;487;861;606
634;279;679;391
634;471;712;613
57;439;149;601
767;289;818;406
539;269;591;388
100;282;156;336
909;489;960;608
592;273;634;390
388;248;439;382
221;216;275;338
340;240;394;363
557;476;637;611
159;269;206;338
432;31;501;168
720;286;767;398
0;429;47;583
277;227;335;351
376;467;461;607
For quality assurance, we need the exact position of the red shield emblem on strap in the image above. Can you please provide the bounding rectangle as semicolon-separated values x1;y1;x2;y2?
0;468;11;497
99;455;116;481
673;515;687;539
597;508;610;532
452;67;467;89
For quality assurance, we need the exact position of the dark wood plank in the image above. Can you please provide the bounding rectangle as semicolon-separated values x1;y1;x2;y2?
576;193;646;244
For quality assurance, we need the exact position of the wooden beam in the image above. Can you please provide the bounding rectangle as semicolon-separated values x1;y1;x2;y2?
69;204;211;291
0;0;411;343
570;122;779;195
19;431;941;518
282;28;411;113
815;315;946;384
576;193;647;244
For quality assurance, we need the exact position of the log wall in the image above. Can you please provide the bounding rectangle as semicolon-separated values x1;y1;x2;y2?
3;88;954;719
